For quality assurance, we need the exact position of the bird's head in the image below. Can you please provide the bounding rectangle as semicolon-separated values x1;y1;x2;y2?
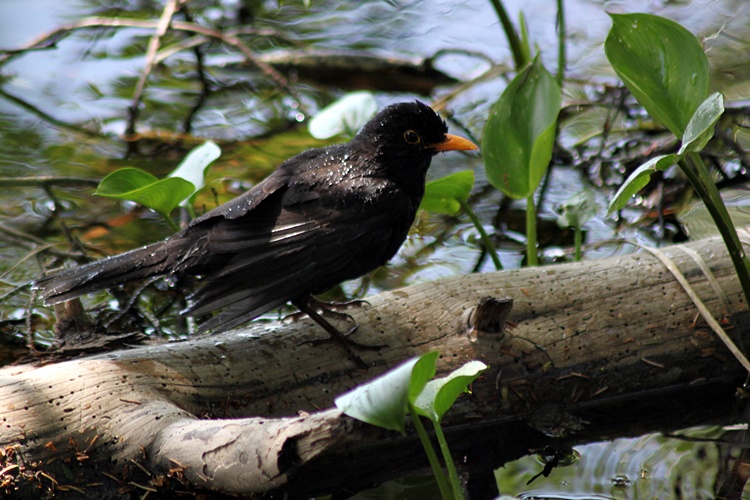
356;101;478;166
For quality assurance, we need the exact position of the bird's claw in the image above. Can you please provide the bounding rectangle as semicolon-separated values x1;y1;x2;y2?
282;299;369;324
298;324;385;351
292;297;387;369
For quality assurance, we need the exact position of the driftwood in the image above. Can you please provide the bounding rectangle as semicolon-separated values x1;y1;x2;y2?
0;235;748;498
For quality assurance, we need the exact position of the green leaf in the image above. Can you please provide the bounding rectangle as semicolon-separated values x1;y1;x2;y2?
413;361;488;423
96;167;195;219
335;352;439;434
167;141;221;206
408;351;440;403
308;91;378;139
608;154;677;213
557;189;598;229
518;10;532;68
678;92;724;156
605;13;709;139
482;55;561;199
420;170;475;215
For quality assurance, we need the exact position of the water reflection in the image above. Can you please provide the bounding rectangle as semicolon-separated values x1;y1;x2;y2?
497;425;735;499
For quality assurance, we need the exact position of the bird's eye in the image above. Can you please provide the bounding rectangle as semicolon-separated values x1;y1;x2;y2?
403;130;421;144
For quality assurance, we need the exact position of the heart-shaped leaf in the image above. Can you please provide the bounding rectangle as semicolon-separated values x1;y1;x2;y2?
605;13;709;139
335;352;439;434
420;170;475;216
482;55;561;199
413;361;488;423
96;167;195;220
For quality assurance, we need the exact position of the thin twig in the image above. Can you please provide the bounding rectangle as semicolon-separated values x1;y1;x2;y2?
126;0;185;151
0;176;99;188
1;18;289;64
180;6;211;135
0;223;89;260
1;17;298;104
0;87;100;137
0;223;46;246
431;64;510;112
0;244;56;281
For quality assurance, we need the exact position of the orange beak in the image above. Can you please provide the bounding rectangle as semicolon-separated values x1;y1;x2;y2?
431;133;479;152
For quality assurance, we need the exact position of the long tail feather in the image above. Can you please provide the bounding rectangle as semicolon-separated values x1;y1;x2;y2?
33;240;182;304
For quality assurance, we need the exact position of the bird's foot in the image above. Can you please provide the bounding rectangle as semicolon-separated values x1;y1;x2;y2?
282;297;370;328
291;298;385;369
310;296;371;313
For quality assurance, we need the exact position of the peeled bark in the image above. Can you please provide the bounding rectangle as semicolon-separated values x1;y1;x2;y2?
0;235;747;497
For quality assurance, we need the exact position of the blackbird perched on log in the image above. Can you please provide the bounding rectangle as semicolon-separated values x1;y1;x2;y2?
34;101;478;364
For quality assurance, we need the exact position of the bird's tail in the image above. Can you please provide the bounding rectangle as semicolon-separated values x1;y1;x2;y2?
34;239;184;305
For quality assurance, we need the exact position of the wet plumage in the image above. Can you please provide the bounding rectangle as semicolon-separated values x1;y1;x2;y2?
34;101;478;333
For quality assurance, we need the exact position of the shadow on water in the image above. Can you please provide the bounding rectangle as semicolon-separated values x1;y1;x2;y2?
1;0;750;497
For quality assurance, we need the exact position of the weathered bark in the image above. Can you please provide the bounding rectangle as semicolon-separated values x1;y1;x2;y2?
0;235;747;497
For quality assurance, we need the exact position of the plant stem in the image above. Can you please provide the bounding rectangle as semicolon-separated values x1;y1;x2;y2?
488;0;526;69
460;200;502;270
409;406;452;499
526;194;539;266
574;224;582;262
163;215;180;232
681;154;750;309
556;0;566;88
433;421;466;500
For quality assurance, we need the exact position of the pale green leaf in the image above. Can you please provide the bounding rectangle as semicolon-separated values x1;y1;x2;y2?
420;170;475;215
678;92;724;156
608;154;677;213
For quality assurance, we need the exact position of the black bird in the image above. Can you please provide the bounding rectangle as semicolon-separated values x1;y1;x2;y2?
34;101;478;360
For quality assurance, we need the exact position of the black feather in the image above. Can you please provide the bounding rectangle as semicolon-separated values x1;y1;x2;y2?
33;101;475;333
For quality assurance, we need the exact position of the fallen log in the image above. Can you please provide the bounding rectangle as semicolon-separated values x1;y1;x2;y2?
0;234;747;497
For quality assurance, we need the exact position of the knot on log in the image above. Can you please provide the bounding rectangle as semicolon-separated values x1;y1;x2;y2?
464;296;513;340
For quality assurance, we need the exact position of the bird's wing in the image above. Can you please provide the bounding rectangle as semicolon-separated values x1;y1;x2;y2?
184;177;410;333
190;149;325;224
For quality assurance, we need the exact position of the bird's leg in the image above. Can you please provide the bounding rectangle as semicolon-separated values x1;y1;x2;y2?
291;297;382;350
292;297;384;369
308;296;371;314
283;296;369;324
293;300;368;369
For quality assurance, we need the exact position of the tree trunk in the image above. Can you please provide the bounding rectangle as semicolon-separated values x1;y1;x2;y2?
0;235;747;498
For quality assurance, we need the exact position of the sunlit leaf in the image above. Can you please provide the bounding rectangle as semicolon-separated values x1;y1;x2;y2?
605;13;709;138
678;92;724;156
408;352;440;403
482;55;561;199
335;352;439;434
608;154;677;213
167;141;221;206
413;361;488;423
308;91;378;139
96;167;195;219
420;170;475;215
